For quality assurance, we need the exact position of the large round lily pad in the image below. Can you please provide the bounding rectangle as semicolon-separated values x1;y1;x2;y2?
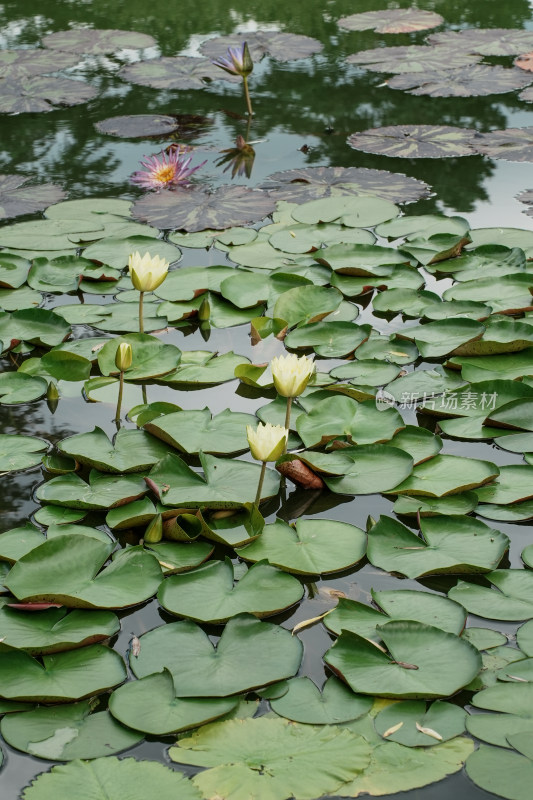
324;620;481;699
0;606;119;654
260;166;431;204
119;56;234;90
144;408;256;455
0;76;98;114
200;31;323;62
170;717;370;800
131;614;303;697
42;28;156;54
36;470;148;510
270;676;372;724
0;175;66;220
339;9;443;34
235;518;366;575
347;125;480;159
374;700;466;747
0;434;48;473
132;186;275;232
109;669;237;735
158;559;303;623
4;534;162;609
387;65;532;97
1;701;142;760
346;46;480;74
21;757;202;800
58;427;171;473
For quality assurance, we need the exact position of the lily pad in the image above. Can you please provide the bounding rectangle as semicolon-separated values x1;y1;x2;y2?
0;434;48;473
467;683;533;749
235;518;366;575
0;606;119;654
0;372;48;404
338;9;443;34
428;27;533;57
346;46;480;74
367;515;508;579
158;559;303;623
0;49;79;79
21;757;202;800
269;675;371;725
144;408;256;455
200;31;323;62
1;701;142;760
170;716;370;800
58;427;171;473
82;235;180;268
0;76;98;114
36;470;148;510
0;175;66;220
0;308;70;348
42;28;156;54
109;669;237;735
0;642;125;702
4;534;162;609
347;125;480;159
260;166;431;204
119;56;236;90
94;114;181;138
476;127;533;162
475;464;533;504
374;700;466;746
296;395;405;448
97;334;181;380
387;66;532;97
325;620;481;699
466;741;533;800
131;614;303;697
390;454;499;496
449;570;533;620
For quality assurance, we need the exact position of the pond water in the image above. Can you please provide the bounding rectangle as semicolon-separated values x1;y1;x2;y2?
2;0;533;798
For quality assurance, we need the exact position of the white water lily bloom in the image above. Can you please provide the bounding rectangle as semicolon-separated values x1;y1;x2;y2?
115;342;132;372
128;251;169;292
271;353;314;398
247;422;288;462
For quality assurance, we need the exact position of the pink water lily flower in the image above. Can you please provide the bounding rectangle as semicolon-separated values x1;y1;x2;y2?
212;41;253;78
130;147;206;190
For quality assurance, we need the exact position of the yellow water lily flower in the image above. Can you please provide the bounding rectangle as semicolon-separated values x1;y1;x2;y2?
247;422;288;463
271;353;314;398
128;251;169;293
115;342;132;372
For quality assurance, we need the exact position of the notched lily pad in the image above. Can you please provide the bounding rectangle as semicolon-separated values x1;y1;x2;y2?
200;31;323;62
119;56;235;90
132;186;275;232
42;28;156;54
347;125;480;159
338;9;444;34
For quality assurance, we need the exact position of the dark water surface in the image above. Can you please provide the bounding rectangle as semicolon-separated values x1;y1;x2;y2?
2;0;533;797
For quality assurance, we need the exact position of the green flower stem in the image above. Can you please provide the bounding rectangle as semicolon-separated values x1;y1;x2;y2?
255;460;267;505
243;76;253;116
283;396;293;454
142;385;148;405
114;370;125;422
139;291;144;334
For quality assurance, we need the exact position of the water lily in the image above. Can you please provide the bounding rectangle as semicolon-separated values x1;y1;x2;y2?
271;353;315;452
212;41;254;116
128;251;169;333
130;147;206;190
247;422;288;504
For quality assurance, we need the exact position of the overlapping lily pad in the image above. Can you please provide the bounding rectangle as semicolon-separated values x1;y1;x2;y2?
0;76;98;114
338;9;443;34
374;701;466;746
346;46;480;74
144;408;256;455
42;28;156;54
0;606;119;654
428;27;533;56
36;470;147;509
200;31;323;62
476;128;533;162
387;66;532;97
449;570;533;620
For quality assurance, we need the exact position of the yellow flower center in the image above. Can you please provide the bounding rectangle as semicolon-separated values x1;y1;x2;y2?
154;165;176;184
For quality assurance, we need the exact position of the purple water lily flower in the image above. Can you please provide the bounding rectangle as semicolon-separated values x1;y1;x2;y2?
212;41;253;78
130;147;206;190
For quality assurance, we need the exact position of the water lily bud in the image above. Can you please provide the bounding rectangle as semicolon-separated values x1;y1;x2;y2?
46;381;60;413
128;251;169;292
212;41;253;78
198;296;211;321
270;353;315;398
115;342;132;372
247;422;288;462
144;514;163;544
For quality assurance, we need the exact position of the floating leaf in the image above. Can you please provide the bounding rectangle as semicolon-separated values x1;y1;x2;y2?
466;741;533;800
387;66;532;97
131;614;303;697
236;518;366;575
391;454;499;496
58;427;171;473
94;114;182;138
0;308;70;349
0;372;48;404
170;717;370;800
1;701;142;760
346;46;480;74
296;395;405;448
4;534;162;609
374;701;466;746
0;606;119;654
0;76;98;114
36;470;147;510
428;27;533;56
449;570;533;621
347;125;480;159
144;408;255;455
158;559;303;622
97;334;181;380
476;128;533;162
339;9;443;34
269;676;371;724
132;186;275;232
0;434;48;473
0;175;66;220
325;621;481;699
0;642;125;702
119;56;236;90
109;670;237;735
21;757;202;800
200;31;323;62
43;28;156;53
260;166;431;204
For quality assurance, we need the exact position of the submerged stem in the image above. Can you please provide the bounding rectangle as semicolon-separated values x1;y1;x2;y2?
255;460;267;505
243;76;253;116
283;396;292;454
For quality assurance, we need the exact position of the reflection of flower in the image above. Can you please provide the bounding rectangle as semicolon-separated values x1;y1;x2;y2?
215;136;255;179
129;251;169;293
247;422;288;462
212;42;253;78
130;147;206;190
271;354;315;398
115;342;132;372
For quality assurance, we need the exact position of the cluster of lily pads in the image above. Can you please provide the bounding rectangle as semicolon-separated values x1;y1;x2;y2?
1;173;533;799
